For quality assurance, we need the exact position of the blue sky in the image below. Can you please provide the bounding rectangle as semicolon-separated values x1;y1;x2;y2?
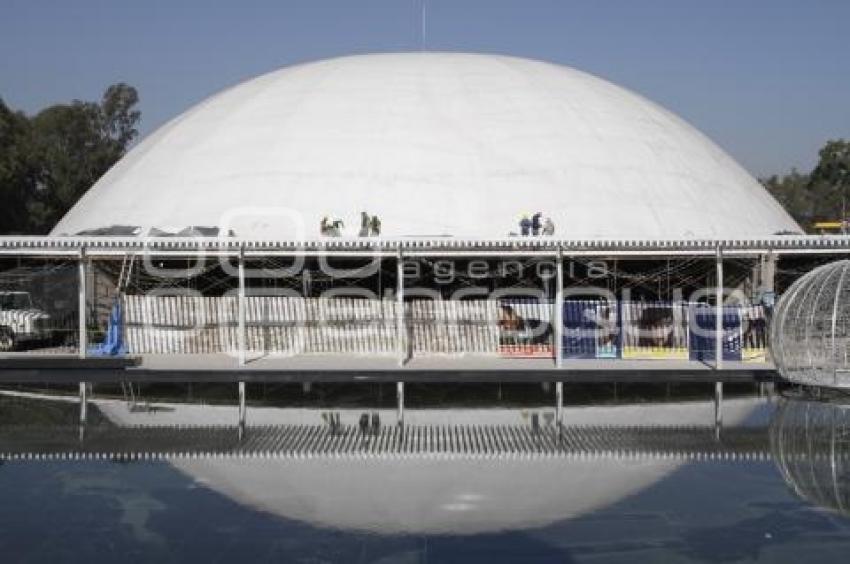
1;0;847;177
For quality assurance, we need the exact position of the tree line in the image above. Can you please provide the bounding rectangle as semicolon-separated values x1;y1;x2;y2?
762;139;850;231
0;84;140;234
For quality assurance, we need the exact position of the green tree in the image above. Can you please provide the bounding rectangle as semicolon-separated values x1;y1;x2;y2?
27;83;141;232
808;139;850;224
0;84;140;234
762;169;812;227
100;83;141;148
0;98;34;234
762;139;850;232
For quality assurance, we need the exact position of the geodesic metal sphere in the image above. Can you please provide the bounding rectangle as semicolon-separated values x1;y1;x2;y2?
771;260;850;388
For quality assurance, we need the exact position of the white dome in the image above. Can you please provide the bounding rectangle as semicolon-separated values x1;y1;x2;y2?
52;52;800;239
95;398;764;535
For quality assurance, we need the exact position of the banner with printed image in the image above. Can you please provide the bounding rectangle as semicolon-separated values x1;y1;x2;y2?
687;304;743;362
740;304;768;362
621;301;688;359
498;298;554;357
593;301;619;358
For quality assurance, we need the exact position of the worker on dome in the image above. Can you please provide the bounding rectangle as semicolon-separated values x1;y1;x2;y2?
370;215;382;236
542;217;555;236
321;217;345;236
519;215;531;236
531;212;542;236
359;212;370;237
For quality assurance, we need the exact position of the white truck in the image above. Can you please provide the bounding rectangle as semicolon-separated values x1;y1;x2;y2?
0;291;55;352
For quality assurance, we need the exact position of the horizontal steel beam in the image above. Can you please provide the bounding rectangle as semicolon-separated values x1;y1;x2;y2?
2;235;850;252
0;367;779;384
3;247;850;260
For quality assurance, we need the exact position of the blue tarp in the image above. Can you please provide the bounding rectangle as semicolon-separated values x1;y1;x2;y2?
562;301;600;359
556;300;753;361
688;306;742;362
88;300;126;356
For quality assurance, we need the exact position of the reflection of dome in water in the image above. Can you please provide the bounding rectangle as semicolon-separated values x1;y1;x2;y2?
97;398;763;534
771;260;850;388
174;457;676;535
51;53;799;239
771;395;850;515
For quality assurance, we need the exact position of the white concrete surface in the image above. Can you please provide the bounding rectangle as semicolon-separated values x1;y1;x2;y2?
52;53;799;240
134;352;773;372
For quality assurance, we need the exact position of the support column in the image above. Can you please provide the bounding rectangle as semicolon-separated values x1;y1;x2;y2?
79;381;88;424
830;264;848;387
237;248;246;366
555;381;563;428
396;250;406;367
714;381;723;439
238;381;246;427
555;248;564;368
760;252;776;295
397;381;405;427
715;247;724;370
78;249;87;359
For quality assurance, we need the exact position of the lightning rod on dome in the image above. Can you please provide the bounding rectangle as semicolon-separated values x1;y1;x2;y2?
420;0;426;51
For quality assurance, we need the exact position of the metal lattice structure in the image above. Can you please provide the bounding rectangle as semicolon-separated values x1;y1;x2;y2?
770;395;850;515
771;260;850;388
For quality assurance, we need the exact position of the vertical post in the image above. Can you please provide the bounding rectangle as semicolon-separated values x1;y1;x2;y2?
715;246;723;370
555;248;564;368
396;250;406;367
830;409;842;508
760;252;774;292
78;250;90;434
302;268;311;297
714;381;723;439
238;247;246;366
78;248;87;359
261;281;268;357
830;264;848;386
555;381;563;428
79;382;88;424
397;381;405;427
238;381;246;427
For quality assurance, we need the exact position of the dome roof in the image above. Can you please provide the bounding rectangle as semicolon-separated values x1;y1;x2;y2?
51;52;800;239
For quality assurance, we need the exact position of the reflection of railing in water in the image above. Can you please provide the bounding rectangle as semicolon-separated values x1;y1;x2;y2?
0;424;770;461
